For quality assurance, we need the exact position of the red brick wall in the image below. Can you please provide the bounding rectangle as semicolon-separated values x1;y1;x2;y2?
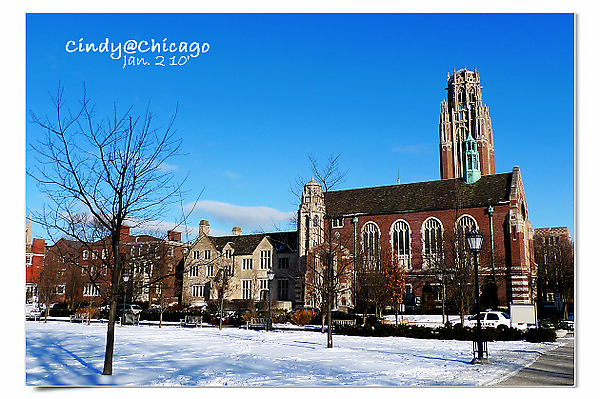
329;203;514;306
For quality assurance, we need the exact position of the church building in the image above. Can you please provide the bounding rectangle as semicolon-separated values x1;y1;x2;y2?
181;68;537;314
299;68;536;312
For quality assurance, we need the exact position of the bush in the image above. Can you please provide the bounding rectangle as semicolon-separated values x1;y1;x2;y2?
335;322;553;343
525;328;556;343
291;309;313;326
242;310;259;323
49;308;73;317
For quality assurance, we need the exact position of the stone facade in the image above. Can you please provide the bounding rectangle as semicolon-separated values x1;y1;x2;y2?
182;221;300;309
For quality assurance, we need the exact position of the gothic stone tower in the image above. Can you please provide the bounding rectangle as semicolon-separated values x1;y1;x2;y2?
439;67;495;180
298;178;325;258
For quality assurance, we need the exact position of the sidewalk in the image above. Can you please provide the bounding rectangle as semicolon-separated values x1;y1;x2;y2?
494;336;574;386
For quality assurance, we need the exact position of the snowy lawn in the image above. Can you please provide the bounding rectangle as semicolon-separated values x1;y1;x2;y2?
25;320;560;387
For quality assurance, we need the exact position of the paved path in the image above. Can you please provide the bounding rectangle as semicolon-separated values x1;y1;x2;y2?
495;336;574;386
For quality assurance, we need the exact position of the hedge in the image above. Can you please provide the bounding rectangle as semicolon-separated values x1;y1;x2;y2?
334;323;556;343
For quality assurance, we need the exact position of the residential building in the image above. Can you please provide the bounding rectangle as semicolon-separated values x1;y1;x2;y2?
25;218;46;302
43;226;187;309
533;227;574;319
182;222;299;310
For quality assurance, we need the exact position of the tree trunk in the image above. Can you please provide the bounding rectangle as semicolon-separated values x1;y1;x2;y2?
103;237;122;375
326;294;333;348
103;299;117;375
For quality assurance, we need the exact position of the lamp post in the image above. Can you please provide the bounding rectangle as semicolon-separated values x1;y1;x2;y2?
351;217;358;312
266;268;275;331
122;273;129;326
435;271;446;326
466;229;484;363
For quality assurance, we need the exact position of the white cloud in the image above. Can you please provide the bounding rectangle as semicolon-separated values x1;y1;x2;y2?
158;162;179;172
184;200;295;232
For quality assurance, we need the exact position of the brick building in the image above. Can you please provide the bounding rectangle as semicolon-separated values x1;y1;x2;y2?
43;226;187;309
25;218;46;302
533;227;573;319
299;67;536;312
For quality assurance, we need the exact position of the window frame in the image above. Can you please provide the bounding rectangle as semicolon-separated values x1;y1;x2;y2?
391;219;411;267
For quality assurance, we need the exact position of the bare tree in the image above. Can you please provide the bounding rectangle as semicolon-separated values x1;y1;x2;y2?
300;154;351;348
534;235;574;320
27;84;186;375
36;253;59;323
443;228;475;325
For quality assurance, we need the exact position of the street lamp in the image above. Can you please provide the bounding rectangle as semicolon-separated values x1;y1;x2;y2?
466;229;485;363
266;268;275;331
435;271;447;326
122;273;129;326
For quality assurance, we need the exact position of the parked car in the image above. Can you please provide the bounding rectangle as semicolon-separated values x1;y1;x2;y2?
50;302;68;310
26;303;42;319
463;310;515;330
116;304;143;315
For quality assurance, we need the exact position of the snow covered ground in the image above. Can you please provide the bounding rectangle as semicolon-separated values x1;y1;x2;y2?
25;320;560;387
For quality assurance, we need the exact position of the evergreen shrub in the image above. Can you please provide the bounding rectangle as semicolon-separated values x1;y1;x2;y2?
524;327;557;343
335;323;553;342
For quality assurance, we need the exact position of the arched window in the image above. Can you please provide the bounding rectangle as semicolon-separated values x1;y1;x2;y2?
455;214;477;236
391;220;411;268
422;218;443;257
362;222;380;269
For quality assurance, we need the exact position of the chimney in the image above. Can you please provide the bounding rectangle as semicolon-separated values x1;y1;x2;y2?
232;226;242;236
167;230;181;242
32;238;46;255
120;225;131;240
199;220;210;236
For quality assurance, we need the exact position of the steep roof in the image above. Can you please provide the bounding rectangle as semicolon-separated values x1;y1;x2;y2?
208;231;298;255
209;234;267;255
324;172;513;217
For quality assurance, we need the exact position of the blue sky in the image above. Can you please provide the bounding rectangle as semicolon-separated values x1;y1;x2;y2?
25;13;575;242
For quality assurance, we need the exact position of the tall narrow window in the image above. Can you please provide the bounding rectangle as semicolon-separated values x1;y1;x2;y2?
423;218;443;257
192;285;204;297
362;222;380;269
279;257;290;269
259;279;269;301
278;279;289;301
260;250;271;269
242;280;252;300
391;220;411;268
242;258;253;270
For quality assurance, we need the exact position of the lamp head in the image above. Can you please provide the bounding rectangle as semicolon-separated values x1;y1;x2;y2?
466;229;484;253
